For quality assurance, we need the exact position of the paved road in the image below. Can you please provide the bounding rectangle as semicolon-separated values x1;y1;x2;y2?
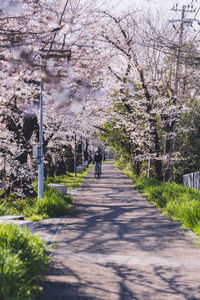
36;162;200;300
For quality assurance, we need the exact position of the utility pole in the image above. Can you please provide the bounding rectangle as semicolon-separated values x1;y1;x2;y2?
74;132;77;177
37;50;71;199
174;5;185;103
81;135;85;165
169;4;196;102
165;4;196;181
38;60;44;199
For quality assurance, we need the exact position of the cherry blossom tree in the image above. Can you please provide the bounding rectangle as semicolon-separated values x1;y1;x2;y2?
1;0;200;198
97;8;200;181
0;0;109;196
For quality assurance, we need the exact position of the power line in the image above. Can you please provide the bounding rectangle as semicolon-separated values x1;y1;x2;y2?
168;3;198;102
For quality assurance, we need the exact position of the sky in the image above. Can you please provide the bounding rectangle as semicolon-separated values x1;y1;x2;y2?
111;0;198;10
110;0;200;19
107;0;200;30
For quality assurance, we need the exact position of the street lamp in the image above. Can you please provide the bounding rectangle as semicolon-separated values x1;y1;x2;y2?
37;49;71;199
38;70;44;199
74;132;77;177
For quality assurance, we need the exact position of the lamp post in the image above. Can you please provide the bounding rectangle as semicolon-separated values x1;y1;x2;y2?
37;49;71;199
81;135;85;165
74;132;77;177
38;74;44;198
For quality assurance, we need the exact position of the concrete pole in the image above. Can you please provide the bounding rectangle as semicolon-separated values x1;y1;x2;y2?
174;5;185;104
38;79;44;199
74;132;77;177
81;135;85;164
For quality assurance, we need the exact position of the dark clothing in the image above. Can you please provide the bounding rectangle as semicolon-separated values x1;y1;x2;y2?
93;154;102;163
88;155;92;164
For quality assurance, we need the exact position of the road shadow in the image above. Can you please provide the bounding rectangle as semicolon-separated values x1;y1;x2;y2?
36;260;200;300
36;162;200;300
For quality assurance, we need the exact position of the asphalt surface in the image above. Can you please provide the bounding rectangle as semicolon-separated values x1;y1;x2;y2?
35;162;200;300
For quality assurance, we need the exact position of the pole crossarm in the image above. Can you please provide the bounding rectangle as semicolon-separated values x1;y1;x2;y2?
168;5;198;101
39;49;71;60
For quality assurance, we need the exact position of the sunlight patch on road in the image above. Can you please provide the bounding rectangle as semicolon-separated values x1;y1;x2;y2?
53;251;200;268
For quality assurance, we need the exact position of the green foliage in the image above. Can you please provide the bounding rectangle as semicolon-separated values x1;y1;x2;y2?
0;166;91;221
0;223;49;300
114;158;132;173
135;177;160;192
0;250;26;299
0;166;90;298
143;181;200;234
0;205;6;216
46;166;92;189
0;187;72;221
34;187;72;218
174;105;200;182
116;162;200;238
28;215;45;222
98;121;132;163
165;200;200;230
0;196;35;216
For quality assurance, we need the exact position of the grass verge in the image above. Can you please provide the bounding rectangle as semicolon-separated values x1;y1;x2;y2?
46;165;92;189
0;165;91;221
115;161;200;238
0;186;73;222
0;223;49;300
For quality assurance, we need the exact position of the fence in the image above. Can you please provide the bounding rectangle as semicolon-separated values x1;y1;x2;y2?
183;171;200;190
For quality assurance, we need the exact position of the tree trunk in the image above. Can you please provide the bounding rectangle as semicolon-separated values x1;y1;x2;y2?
164;135;175;181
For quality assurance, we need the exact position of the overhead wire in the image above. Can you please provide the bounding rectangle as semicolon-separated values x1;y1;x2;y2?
170;0;199;42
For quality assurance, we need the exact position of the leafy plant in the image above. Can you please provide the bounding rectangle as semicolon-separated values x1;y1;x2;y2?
0;250;26;300
46;165;92;189
34;188;72;218
0;165;90;221
0;223;49;300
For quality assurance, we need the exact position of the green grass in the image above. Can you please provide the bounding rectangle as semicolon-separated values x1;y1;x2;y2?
0;167;92;299
46;165;92;189
0;166;91;221
33;186;72;218
0;223;49;300
0;188;73;222
115;161;200;238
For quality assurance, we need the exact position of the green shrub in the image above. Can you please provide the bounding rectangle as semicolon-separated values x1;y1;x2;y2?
0;165;91;220
146;186;167;208
165;199;200;230
194;221;200;237
0;185;73;221
0;223;49;300
34;187;72;218
0;205;6;216
135;176;160;192
0;196;35;218
46;166;92;189
28;214;48;222
0;250;26;300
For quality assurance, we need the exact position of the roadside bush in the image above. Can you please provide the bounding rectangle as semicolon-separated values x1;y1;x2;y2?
0;196;35;217
0;165;91;221
0;250;26;299
0;205;6;216
165;199;200;230
0;186;72;221
34;186;72;218
0;223;49;300
135;176;160;192
46;167;92;189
